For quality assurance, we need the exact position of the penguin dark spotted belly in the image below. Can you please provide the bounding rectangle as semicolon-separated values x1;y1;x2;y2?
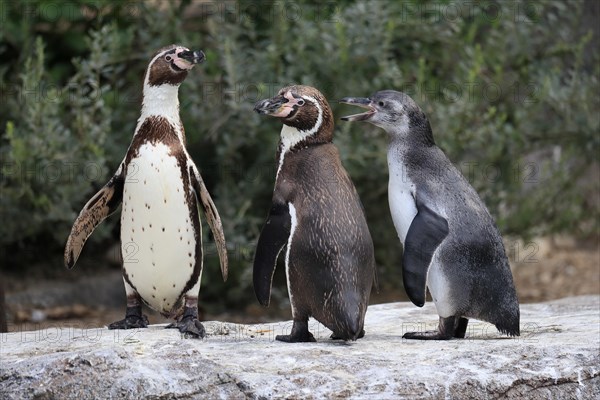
253;85;376;342
64;45;228;338
341;90;520;340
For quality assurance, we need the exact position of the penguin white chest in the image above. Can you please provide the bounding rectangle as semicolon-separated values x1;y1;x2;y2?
387;161;417;244
121;142;198;314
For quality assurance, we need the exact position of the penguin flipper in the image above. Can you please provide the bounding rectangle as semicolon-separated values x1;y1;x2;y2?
253;202;291;306
403;197;449;307
64;166;125;269
190;165;228;281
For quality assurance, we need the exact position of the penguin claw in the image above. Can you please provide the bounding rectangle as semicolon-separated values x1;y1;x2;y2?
166;318;206;339
108;314;149;330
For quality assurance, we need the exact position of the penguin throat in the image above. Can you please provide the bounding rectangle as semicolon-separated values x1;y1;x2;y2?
138;84;183;141
276;125;314;179
280;124;314;150
141;84;181;120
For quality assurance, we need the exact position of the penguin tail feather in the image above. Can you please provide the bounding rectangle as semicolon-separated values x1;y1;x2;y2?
497;324;520;337
494;313;520;337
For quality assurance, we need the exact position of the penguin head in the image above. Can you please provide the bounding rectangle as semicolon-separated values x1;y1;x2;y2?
254;85;334;142
340;90;434;145
144;44;205;87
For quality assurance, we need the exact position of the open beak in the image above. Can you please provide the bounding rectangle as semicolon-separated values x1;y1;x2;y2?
254;95;293;117
339;97;376;121
178;50;205;64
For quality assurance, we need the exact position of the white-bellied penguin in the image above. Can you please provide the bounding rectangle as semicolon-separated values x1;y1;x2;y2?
253;85;376;342
64;45;228;338
340;90;520;340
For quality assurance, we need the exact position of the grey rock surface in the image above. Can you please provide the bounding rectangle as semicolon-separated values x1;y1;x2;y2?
1;296;598;399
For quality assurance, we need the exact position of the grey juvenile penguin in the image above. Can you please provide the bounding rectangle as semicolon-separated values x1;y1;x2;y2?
253;85;375;342
64;45;228;338
340;90;519;340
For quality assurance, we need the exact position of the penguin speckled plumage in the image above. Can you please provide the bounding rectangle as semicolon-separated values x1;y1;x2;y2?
340;90;519;340
64;45;228;338
253;85;376;342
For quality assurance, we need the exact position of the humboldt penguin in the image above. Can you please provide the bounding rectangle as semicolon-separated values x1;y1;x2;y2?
340;90;520;340
64;45;228;338
253;85;375;342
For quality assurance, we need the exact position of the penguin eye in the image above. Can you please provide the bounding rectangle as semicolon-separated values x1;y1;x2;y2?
378;101;385;107
165;55;173;62
297;99;305;106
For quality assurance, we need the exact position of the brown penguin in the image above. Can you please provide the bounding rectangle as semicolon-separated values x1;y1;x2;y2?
253;85;376;342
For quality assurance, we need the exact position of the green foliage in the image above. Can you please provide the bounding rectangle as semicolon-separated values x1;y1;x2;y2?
0;1;598;310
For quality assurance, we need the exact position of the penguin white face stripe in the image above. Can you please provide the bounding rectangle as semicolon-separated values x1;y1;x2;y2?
276;95;323;179
285;203;298;316
299;95;323;136
144;51;168;86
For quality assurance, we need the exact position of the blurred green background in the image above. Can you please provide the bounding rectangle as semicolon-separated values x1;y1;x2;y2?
0;0;598;318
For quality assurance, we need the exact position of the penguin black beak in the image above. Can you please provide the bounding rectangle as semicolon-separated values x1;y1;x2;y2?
178;50;205;64
339;97;376;122
254;96;288;116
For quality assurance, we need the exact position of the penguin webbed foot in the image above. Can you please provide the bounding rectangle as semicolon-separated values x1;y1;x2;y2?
330;329;365;341
276;319;316;343
165;306;206;339
276;332;316;343
403;316;468;340
166;318;206;339
108;306;149;330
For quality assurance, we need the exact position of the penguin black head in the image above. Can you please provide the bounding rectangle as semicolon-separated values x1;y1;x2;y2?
254;85;334;143
340;90;435;146
144;44;205;87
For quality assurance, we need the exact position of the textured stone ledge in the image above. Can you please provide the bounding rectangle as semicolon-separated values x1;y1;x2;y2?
1;296;598;399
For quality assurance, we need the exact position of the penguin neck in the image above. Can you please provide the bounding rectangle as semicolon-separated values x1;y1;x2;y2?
275;124;331;180
407;109;436;147
137;83;184;141
387;114;435;149
280;124;314;151
140;84;181;124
